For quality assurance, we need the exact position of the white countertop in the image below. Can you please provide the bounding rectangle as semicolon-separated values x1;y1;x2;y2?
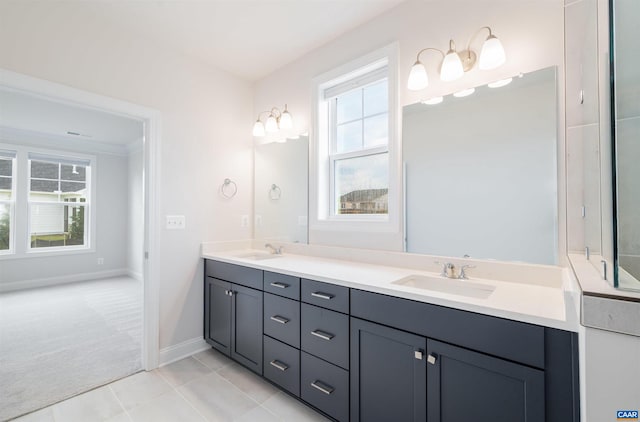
202;246;580;332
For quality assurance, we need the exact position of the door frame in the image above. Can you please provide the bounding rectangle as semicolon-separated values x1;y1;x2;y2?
0;68;161;369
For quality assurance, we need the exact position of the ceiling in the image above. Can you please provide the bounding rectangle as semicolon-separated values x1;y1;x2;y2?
84;0;406;81
0;89;143;150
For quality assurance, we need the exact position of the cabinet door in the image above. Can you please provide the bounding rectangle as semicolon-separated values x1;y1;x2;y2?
427;340;544;422
205;277;232;355
231;283;264;374
350;318;426;422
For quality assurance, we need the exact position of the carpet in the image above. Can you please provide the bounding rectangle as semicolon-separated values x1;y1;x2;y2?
0;277;142;421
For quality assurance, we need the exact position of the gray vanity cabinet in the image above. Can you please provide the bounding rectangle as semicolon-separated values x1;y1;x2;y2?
426;339;544;422
204;261;263;375
350;318;426;422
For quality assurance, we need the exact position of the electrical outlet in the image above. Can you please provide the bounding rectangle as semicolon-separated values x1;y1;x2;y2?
97;258;104;265
166;215;186;230
255;215;262;227
241;215;249;228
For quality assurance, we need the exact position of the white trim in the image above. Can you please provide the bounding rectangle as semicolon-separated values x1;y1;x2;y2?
0;68;161;371
0;268;129;293
127;269;144;282
159;337;209;367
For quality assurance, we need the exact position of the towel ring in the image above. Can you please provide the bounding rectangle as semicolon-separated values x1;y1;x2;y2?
269;184;282;200
221;178;238;199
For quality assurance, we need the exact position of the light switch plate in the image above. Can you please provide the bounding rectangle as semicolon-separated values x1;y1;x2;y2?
166;215;186;229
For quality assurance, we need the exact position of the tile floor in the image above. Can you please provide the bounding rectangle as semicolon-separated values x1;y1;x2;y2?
12;349;329;422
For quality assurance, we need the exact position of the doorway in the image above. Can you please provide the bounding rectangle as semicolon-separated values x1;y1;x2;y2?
0;69;160;419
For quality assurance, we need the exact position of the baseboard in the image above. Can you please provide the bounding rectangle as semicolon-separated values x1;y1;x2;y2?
159;337;209;367
127;269;144;281
0;268;129;293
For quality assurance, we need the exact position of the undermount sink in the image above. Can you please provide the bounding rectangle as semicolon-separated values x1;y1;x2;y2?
392;274;496;299
233;252;282;261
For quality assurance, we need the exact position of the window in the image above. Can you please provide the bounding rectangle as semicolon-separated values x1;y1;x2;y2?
329;76;389;216
317;57;393;220
28;153;91;250
0;150;16;253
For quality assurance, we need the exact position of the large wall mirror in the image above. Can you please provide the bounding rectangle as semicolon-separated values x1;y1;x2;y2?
403;66;558;265
254;137;309;244
611;0;640;291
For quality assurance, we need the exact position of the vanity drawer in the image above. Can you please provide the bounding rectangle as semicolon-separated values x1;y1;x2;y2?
263;336;300;397
263;293;300;348
301;279;349;314
301;351;349;422
301;303;349;369
205;260;262;290
264;271;300;300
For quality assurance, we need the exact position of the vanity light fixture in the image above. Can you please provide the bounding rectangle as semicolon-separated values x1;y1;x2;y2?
407;26;506;90
252;104;293;137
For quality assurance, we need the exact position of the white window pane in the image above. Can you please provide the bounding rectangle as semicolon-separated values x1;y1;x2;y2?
364;80;388;116
30;179;58;193
336;89;362;124
337;120;363;153
364;113;388;148
31;203;85;248
334;153;388;215
0;203;9;250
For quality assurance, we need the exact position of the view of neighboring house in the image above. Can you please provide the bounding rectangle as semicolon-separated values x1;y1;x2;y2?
339;188;388;214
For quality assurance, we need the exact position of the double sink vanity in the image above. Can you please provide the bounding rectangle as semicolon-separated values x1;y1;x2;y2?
201;243;580;422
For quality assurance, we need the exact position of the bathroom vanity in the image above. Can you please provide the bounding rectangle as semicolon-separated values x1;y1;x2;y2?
202;248;580;422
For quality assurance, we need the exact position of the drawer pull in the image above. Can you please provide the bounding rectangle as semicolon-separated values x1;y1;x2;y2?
311;292;334;300
270;282;289;289
310;330;334;341
269;360;289;371
270;315;290;324
310;380;334;395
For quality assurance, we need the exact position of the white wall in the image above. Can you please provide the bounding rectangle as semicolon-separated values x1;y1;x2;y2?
253;0;566;254
0;1;253;351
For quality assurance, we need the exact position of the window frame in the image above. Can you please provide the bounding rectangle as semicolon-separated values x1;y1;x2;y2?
27;152;93;253
0;150;17;255
310;43;401;242
0;143;96;259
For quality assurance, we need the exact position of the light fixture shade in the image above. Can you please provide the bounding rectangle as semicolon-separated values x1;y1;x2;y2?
280;110;293;130
440;51;464;81
407;61;429;91
252;120;266;137
479;35;506;70
265;115;278;133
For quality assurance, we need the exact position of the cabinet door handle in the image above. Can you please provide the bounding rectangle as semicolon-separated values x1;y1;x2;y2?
228;290;235;297
310;330;334;341
414;350;423;360
311;292;334;300
270;282;289;289
270;315;290;324
427;354;437;365
269;360;289;371
310;380;334;395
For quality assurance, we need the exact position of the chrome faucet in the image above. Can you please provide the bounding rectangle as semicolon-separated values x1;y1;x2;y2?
265;243;283;255
438;262;456;279
458;264;475;280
